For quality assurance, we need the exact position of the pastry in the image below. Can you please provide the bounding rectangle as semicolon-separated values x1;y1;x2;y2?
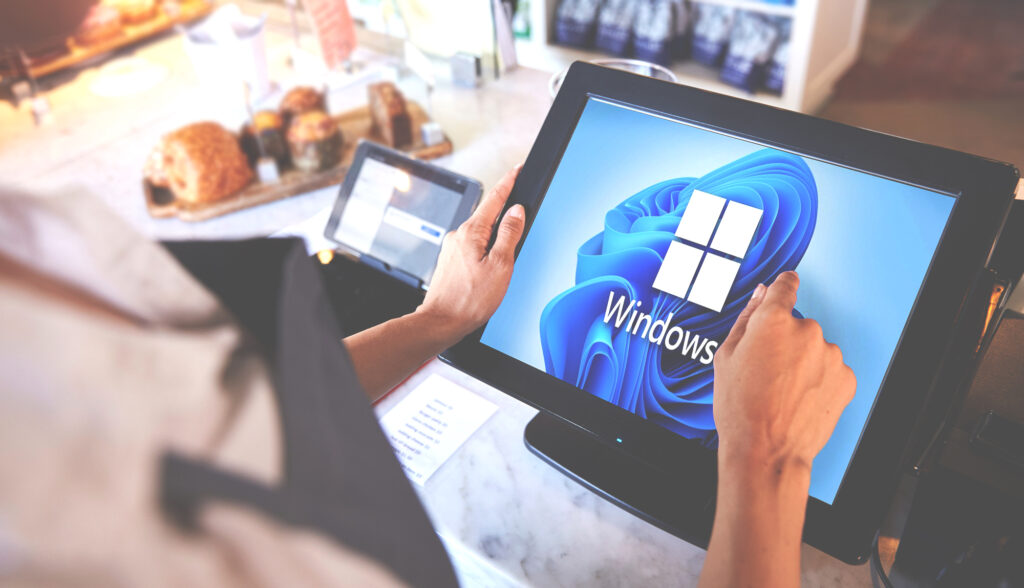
368;81;412;149
159;0;181;19
105;0;158;24
279;86;326;127
286;111;343;173
157;122;253;204
240;110;289;169
73;4;123;46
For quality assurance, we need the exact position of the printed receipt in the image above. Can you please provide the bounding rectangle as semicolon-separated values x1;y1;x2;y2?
379;374;498;486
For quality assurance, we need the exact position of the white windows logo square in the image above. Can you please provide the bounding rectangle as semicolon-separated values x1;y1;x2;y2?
652;190;763;312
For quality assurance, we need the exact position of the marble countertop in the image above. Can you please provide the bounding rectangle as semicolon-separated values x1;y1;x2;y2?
375;360;873;587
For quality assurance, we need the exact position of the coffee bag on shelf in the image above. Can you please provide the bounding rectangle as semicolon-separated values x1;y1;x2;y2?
633;0;674;66
691;3;735;67
719;11;782;92
595;0;637;56
763;18;791;94
554;0;604;48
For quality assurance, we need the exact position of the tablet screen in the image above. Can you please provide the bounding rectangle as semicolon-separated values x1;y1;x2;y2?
480;97;957;504
332;155;464;285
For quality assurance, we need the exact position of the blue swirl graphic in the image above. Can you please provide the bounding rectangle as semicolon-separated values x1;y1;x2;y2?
539;149;818;444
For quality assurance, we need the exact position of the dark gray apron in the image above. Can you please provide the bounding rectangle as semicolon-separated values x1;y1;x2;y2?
158;238;457;588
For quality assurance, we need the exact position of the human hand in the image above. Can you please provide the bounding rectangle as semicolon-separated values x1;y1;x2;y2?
700;272;851;588
417;164;526;343
712;271;856;473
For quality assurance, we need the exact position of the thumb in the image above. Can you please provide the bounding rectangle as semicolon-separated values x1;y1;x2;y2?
488;204;526;262
723;283;767;347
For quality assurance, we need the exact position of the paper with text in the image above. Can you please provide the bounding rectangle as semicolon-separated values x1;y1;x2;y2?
380;374;498;486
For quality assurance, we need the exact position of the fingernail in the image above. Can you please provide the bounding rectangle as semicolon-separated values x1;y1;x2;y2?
508;204;525;219
751;283;766;302
515;162;525;171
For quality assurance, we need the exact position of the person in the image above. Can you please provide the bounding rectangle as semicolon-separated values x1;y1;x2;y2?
0;164;853;587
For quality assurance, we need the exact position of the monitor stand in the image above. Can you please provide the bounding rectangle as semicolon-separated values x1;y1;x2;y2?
523;412;716;548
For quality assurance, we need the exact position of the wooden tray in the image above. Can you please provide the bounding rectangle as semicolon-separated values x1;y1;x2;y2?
145;100;452;222
1;0;214;81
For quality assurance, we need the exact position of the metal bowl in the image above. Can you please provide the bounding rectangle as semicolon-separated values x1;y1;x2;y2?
549;58;678;98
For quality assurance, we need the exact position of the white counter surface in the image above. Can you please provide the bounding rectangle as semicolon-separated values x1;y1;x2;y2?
375;360;872;587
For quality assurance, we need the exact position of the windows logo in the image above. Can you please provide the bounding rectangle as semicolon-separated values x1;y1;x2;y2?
652;190;763;313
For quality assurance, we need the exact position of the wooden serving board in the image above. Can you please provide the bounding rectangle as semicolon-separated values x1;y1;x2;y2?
0;0;214;81
144;101;452;222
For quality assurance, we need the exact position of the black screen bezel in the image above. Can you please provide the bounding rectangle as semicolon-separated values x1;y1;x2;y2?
441;62;1019;564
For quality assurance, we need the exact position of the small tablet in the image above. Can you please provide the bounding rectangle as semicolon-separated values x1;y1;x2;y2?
442;62;1019;563
324;140;482;287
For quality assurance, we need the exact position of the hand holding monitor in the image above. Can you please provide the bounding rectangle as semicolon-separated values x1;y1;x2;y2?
420;165;527;341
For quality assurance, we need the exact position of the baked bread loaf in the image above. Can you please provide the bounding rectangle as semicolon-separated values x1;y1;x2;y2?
143;144;169;188
279;86;326;126
368;82;412;148
157;122;253;204
74;4;123;46
286;111;342;172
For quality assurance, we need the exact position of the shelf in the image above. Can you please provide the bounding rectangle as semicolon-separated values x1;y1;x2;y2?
690;0;796;18
514;40;787;109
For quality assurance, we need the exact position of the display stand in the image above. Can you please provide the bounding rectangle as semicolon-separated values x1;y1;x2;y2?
524;412;716;547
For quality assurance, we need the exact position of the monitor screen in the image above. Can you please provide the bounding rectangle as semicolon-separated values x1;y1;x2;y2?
480;97;957;505
333;155;465;285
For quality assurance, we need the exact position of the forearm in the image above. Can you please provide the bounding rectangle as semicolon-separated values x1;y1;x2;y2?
343;310;465;402
698;445;811;588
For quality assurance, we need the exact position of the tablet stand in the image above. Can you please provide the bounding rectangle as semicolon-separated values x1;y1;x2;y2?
524;412;716;547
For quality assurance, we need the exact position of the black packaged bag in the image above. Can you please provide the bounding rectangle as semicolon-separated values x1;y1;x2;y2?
691;3;735;67
763;18;791;94
670;0;693;61
720;11;781;92
633;0;674;66
555;0;604;48
595;0;638;56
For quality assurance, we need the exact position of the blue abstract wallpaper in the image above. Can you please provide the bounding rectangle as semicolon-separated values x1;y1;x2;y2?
539;149;818;445
481;98;956;503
